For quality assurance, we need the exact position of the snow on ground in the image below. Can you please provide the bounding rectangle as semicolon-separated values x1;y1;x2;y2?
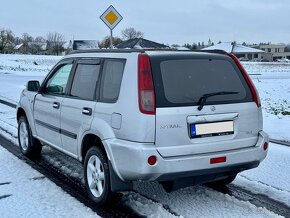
127;182;280;218
235;143;290;206
243;62;290;142
0;146;98;218
0;54;61;103
1;55;289;217
0;103;283;217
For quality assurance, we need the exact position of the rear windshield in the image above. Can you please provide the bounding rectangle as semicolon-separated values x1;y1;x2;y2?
150;55;252;107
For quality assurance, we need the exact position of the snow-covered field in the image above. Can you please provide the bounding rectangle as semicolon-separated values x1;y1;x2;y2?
243;62;290;142
0;54;290;217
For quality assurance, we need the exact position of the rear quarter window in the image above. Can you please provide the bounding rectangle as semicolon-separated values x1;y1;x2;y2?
99;59;125;103
151;56;252;107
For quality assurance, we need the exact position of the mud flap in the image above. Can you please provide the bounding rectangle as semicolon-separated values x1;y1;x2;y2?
109;161;133;192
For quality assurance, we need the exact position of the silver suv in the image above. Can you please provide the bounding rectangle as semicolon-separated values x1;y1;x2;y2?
17;49;269;204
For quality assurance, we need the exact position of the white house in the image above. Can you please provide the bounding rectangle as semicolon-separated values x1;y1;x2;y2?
202;42;265;61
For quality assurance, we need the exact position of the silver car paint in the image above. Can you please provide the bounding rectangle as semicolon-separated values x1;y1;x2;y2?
17;51;269;183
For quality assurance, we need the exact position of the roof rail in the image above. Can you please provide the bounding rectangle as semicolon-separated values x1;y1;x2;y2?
68;48;228;55
197;49;228;55
68;49;146;55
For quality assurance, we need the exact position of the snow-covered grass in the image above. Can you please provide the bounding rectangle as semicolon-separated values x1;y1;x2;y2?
0;146;98;218
0;54;61;103
243;62;290;142
0;54;289;217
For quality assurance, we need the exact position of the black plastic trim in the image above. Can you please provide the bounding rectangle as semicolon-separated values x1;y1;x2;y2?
35;119;77;139
157;161;260;182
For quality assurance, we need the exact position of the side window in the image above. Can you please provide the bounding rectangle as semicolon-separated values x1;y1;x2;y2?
70;64;100;100
100;60;125;103
46;64;72;95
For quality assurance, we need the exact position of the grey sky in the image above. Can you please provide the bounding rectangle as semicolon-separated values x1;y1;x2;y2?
1;0;289;45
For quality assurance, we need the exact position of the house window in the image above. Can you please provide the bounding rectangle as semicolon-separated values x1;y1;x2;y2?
268;48;271;53
254;54;258;58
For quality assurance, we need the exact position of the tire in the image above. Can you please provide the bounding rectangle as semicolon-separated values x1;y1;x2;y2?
18;116;42;158
206;174;237;187
84;147;111;205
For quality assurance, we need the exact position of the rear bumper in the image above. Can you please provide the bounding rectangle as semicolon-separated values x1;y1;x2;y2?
104;131;268;182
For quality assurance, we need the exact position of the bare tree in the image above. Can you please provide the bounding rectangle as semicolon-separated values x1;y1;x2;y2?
46;32;65;55
22;33;34;43
98;36;123;49
35;36;46;42
121;27;144;40
0;28;14;53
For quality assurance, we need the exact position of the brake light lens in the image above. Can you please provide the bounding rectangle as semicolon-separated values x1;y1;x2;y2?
227;53;261;108
138;53;156;115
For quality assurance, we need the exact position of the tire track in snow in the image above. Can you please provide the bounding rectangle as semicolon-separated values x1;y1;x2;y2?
207;183;290;218
1;98;290;217
0;135;141;218
240;175;290;194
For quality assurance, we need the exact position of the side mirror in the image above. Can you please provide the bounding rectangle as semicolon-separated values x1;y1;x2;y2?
27;80;40;92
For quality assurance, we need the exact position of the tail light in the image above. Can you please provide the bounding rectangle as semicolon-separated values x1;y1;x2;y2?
138;53;156;115
227;53;261;108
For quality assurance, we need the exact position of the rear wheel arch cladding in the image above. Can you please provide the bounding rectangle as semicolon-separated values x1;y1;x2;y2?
80;134;114;165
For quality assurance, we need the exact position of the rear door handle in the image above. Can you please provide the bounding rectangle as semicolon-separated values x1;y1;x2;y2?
53;102;60;109
82;107;92;116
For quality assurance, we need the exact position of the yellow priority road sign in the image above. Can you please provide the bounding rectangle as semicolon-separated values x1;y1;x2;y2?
100;5;123;30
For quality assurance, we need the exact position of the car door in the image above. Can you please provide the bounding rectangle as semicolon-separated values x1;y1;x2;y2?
60;59;100;157
34;60;74;149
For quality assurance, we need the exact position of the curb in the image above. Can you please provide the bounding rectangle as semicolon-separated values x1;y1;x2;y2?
269;138;290;147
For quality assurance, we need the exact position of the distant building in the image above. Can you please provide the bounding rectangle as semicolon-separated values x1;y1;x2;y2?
14;42;48;55
252;44;290;61
72;40;99;50
202;42;265;61
116;38;170;49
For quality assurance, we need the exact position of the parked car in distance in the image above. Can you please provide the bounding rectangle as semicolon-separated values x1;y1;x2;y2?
238;57;250;62
260;58;270;62
17;49;269;205
276;58;290;63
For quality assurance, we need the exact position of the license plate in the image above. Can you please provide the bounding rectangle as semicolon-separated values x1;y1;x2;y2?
191;121;234;138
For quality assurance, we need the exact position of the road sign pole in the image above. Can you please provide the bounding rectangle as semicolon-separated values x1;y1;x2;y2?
100;5;123;48
110;29;113;48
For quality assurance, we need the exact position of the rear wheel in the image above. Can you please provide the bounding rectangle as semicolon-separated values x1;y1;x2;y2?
18;116;42;158
84;147;111;205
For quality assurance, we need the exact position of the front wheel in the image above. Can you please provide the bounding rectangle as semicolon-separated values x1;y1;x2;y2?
84;147;111;205
18;116;42;158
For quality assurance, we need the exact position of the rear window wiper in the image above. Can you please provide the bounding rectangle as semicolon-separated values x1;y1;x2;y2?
197;91;239;111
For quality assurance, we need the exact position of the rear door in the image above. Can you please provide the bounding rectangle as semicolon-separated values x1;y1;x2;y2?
61;59;100;157
150;54;259;157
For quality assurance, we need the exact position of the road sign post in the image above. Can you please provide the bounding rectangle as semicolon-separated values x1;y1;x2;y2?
100;5;123;48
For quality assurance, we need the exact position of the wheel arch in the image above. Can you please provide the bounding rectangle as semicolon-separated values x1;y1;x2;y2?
17;107;26;121
80;133;109;164
80;133;133;192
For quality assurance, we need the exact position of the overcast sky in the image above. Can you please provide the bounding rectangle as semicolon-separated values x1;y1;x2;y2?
1;0;289;45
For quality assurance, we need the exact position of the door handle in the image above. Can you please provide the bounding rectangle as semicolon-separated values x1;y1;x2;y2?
82;107;92;116
53;102;60;109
